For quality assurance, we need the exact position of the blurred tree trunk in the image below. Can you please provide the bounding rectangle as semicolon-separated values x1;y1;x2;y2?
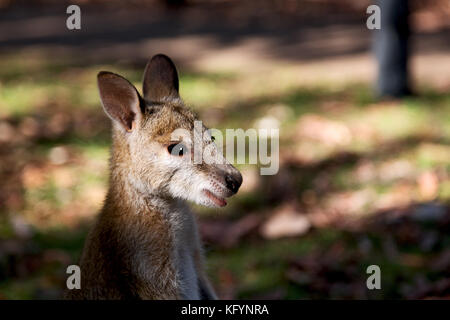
375;0;412;98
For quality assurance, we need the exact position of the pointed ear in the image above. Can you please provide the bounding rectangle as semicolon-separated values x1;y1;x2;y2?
97;71;142;132
142;54;180;103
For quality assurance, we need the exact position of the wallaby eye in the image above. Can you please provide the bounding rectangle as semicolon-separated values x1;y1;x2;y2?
168;143;187;157
211;136;215;142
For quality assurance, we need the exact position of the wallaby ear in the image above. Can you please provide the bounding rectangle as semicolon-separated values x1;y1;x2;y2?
142;54;179;103
97;71;142;132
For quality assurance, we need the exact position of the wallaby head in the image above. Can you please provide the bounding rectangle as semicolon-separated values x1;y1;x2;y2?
97;54;242;208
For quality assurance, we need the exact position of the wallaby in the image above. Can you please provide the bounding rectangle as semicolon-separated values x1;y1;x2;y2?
66;54;242;300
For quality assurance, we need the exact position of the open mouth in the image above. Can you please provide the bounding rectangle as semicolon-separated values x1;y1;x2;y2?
202;189;227;207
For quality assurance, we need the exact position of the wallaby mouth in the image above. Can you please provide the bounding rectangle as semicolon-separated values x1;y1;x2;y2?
202;189;227;207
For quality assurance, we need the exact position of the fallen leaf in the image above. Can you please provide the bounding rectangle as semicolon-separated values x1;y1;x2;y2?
260;204;311;239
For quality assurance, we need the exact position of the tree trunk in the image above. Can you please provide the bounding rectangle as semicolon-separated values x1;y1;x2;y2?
375;0;412;98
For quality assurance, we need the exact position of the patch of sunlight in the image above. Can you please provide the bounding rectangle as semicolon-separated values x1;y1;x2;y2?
72;81;101;109
73;146;109;202
180;75;227;108
345;103;430;141
0;84;47;117
415;143;450;169
23;165;106;228
439;180;450;200
25;180;63;212
78;143;109;160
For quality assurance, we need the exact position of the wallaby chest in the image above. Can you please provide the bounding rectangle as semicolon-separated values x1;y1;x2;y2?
171;208;201;299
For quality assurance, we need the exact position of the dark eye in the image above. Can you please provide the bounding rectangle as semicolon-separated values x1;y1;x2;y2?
211;136;215;142
168;143;187;157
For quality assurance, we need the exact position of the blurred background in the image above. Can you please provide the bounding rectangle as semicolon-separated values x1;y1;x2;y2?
0;0;449;299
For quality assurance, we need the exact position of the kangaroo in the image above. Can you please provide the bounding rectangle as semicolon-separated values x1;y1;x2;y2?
66;54;242;300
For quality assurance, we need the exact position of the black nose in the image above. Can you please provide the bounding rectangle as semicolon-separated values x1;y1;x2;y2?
225;173;242;194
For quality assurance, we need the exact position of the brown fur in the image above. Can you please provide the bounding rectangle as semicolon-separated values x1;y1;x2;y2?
65;55;241;300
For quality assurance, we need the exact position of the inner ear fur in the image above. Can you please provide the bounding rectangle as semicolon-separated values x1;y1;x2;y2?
142;54;180;103
97;71;143;132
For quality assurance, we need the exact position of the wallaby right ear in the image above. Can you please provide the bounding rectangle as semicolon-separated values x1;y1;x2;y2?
142;54;180;103
97;71;142;132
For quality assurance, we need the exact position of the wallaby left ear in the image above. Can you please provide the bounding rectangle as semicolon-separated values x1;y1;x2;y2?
97;71;143;132
143;54;180;103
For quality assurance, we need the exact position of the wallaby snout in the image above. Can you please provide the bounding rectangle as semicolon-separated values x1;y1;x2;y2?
225;171;242;194
200;164;242;207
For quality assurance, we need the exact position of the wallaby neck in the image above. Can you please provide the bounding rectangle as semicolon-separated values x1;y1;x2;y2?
103;132;183;219
106;175;169;215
